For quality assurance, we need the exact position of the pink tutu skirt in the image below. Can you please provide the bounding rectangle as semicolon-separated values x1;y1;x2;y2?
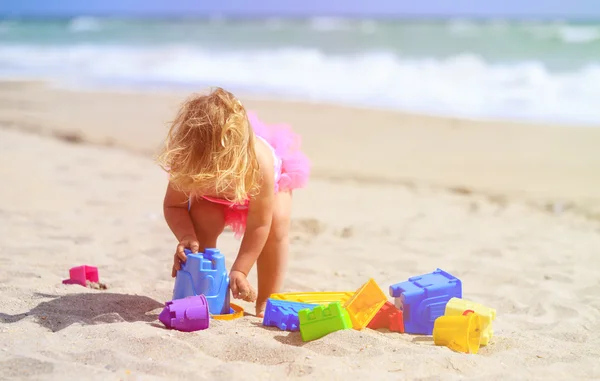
206;111;310;238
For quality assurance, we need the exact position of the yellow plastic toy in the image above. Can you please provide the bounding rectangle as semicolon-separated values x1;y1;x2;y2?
444;297;496;346
433;310;482;354
269;291;355;305
212;303;244;321
343;278;388;330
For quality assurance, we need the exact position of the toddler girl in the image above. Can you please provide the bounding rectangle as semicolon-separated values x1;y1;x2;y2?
157;87;310;316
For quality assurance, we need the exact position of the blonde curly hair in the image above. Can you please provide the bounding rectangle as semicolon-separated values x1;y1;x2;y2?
157;87;261;204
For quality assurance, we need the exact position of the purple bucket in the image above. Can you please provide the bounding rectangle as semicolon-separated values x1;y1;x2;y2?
159;295;210;332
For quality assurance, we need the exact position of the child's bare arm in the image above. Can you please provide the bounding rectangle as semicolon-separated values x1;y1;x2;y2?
163;182;196;241
229;168;273;301
163;182;199;275
231;153;275;276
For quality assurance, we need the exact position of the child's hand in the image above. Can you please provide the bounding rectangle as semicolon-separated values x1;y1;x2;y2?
230;270;257;302
171;235;200;277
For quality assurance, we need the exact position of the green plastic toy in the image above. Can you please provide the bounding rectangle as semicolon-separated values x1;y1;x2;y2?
298;302;352;342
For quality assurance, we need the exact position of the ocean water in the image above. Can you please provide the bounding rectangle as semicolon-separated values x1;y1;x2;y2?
1;17;600;125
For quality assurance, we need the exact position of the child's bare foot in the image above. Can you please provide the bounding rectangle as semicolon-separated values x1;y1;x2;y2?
256;300;267;318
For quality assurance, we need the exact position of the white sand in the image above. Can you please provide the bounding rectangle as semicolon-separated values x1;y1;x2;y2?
0;82;599;380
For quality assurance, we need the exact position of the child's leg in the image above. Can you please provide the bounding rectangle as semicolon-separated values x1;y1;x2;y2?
256;190;292;316
188;197;226;250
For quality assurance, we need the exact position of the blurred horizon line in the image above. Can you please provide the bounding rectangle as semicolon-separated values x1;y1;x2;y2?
2;14;600;23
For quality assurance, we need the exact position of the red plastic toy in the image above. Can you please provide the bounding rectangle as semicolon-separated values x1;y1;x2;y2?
367;301;404;333
62;265;99;287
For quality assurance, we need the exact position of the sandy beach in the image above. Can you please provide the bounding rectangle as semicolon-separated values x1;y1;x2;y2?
1;81;599;380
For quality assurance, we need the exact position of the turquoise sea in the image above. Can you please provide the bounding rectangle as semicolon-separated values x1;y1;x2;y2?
1;17;599;124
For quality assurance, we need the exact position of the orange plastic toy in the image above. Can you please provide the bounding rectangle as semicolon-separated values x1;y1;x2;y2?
212;303;244;321
343;278;388;330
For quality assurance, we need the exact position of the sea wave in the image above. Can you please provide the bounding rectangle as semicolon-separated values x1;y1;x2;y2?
0;44;598;124
68;17;102;32
556;25;600;44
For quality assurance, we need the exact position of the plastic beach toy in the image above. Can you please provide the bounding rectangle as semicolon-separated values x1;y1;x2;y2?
212;303;244;321
173;248;230;315
389;268;462;335
269;291;355;305
367;301;404;333
444;297;496;346
263;299;319;331
62;265;99;287
433;310;482;354
159;295;210;332
298;302;352;342
344;278;387;330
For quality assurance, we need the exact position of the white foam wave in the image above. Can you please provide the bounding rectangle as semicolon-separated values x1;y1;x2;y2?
557;25;600;44
68;17;102;32
308;17;352;31
0;45;598;125
528;23;600;44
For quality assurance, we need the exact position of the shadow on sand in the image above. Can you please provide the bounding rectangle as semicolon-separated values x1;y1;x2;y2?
0;292;164;332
